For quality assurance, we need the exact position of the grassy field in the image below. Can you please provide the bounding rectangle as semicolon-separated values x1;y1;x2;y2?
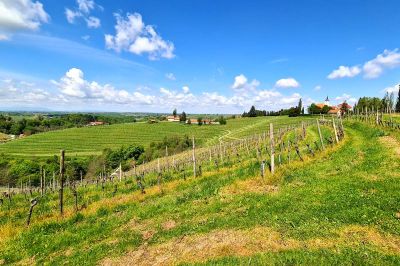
0;116;313;157
0;121;399;265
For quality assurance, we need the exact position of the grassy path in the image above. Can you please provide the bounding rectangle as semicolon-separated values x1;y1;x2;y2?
0;122;399;265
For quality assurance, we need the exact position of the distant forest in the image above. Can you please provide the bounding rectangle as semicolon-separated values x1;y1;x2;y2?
0;113;137;136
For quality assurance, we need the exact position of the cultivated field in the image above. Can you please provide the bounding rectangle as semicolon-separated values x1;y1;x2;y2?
0;116;314;157
0;119;399;265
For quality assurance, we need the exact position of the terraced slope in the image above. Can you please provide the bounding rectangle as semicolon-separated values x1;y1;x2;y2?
0;122;399;265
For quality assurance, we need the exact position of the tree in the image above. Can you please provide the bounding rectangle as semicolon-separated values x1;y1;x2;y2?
340;101;350;115
197;117;203;125
396;86;400;112
180;111;187;122
248;106;257;117
322;105;331;114
298;98;303;116
308;103;321;114
172;108;177;117
217;116;227;125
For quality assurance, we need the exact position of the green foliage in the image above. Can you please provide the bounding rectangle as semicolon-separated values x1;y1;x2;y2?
217;116;227;125
140;135;191;162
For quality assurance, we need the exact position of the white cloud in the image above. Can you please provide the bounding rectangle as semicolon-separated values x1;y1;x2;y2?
363;49;400;79
275;77;300;88
105;12;175;60
231;74;260;91
0;0;49;38
77;0;94;13
0;34;9;41
81;35;90;41
85;16;100;28
182;86;190;94
1;70;309;112
165;73;176;81
328;49;400;80
54;68;155;105
65;8;80;24
65;0;100;29
327;66;361;79
314;85;321;91
334;93;357;104
383;84;399;94
232;74;247;90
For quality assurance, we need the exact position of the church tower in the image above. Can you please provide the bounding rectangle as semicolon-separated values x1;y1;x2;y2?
324;96;330;106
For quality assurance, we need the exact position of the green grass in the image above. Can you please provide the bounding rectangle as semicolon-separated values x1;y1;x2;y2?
0;121;399;265
0;116;313;157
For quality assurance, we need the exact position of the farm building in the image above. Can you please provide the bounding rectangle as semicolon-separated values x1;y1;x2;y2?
87;121;105;126
315;96;352;116
166;115;180;122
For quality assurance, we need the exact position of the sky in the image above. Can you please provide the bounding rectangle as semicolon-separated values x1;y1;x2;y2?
0;0;400;113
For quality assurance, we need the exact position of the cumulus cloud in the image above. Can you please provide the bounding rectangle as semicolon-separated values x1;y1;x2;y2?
275;77;300;88
314;85;321;91
105;13;175;60
327;66;361;79
328;49;400;80
0;77;54;105
363;49;400;79
182;86;190;94
0;0;49;39
1;70;309;112
383;84;399;94
335;93;357;104
65;0;101;29
165;73;176;81
231;74;260;91
53;68;154;104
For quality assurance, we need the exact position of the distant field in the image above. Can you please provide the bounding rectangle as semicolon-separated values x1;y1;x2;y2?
0;116;314;157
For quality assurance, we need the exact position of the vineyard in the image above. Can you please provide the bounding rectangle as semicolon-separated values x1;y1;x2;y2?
0;116;313;157
1;117;399;265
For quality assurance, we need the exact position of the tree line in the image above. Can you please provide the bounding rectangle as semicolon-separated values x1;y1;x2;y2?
0;113;137;136
242;99;304;117
353;89;400;113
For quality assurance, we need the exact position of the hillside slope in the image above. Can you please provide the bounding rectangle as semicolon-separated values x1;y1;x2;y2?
0;122;399;265
0;116;311;157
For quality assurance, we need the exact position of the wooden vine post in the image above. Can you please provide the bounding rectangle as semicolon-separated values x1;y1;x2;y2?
192;136;196;178
316;119;325;150
270;123;275;174
40;165;44;196
332;118;339;143
119;162;122;182
59;150;65;216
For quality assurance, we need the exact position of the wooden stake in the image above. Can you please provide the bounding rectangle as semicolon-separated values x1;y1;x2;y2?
192;136;196;177
270;123;275;174
332;118;339;143
316;119;325;150
59;150;65;216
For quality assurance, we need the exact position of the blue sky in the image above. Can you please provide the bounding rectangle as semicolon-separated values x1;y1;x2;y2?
0;0;400;113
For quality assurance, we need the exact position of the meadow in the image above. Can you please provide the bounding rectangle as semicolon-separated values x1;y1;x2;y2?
0;119;399;265
0;116;314;157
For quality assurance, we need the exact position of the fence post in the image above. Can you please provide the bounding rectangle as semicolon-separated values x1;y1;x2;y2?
332;118;339;143
40;165;44;196
119;163;122;182
270;123;275;174
59;150;65;216
316;119;325;150
192;136;196;178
